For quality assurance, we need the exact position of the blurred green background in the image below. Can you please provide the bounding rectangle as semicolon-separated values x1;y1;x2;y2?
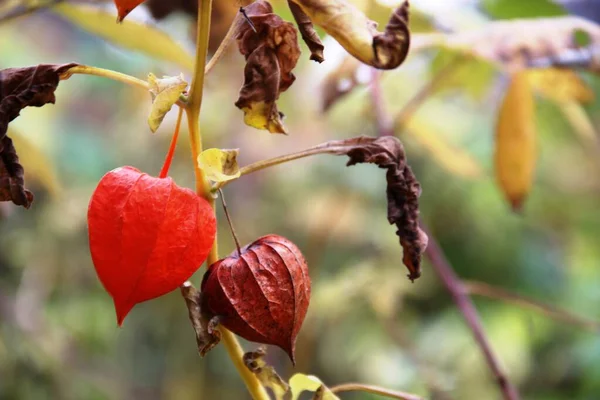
1;0;600;399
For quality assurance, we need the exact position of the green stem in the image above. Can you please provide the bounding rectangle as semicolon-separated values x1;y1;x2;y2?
330;383;425;400
185;1;268;399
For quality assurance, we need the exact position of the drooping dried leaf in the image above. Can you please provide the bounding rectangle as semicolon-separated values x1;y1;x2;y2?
304;136;427;281
243;347;291;399
289;373;340;400
0;63;77;208
147;73;187;133
235;0;301;134
52;4;194;71
201;234;311;362
495;72;537;211
180;282;221;356
290;0;410;69
412;16;600;73
197;148;241;183
288;0;324;63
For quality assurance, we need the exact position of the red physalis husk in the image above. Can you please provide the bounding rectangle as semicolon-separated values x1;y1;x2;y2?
88;166;216;326
201;234;310;363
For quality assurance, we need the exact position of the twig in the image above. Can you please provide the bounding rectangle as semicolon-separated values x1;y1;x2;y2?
330;383;425;400
218;189;242;257
422;224;520;400
368;75;520;399
370;69;394;137
464;280;600;333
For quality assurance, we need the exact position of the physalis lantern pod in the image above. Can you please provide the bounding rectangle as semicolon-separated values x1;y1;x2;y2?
88;166;216;325
201;235;311;363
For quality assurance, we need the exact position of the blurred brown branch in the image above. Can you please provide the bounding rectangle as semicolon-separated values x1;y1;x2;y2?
464;280;600;333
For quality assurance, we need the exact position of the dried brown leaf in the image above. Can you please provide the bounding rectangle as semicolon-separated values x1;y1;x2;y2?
180;283;221;357
288;0;324;63
291;0;410;69
235;0;301;134
310;136;427;281
0;63;77;208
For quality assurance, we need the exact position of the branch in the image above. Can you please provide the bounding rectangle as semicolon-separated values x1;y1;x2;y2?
330;383;425;400
422;225;520;400
464;280;600;332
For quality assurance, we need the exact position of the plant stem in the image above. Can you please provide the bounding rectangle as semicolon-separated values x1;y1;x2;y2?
61;65;149;91
218;189;242;257
330;383;425;400
422;225;520;400
159;107;184;179
185;1;268;399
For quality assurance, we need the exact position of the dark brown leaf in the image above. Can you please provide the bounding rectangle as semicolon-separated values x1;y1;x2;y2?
308;136;427;281
201;234;311;362
288;0;324;63
0;63;77;208
180;283;221;356
235;0;301;134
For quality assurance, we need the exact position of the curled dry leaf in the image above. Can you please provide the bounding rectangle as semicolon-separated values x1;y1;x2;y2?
197;148;241;183
495;72;537;211
288;0;325;63
180;282;222;356
235;0;301;134
290;0;410;69
88;166;217;325
201;234;311;362
0;63;77;208
308;136;427;281
412;16;600;73
243;347;291;399
147;73;188;133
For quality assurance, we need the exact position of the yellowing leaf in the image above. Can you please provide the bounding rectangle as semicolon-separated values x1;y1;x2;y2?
527;68;594;104
495;72;537;211
147;73;187;133
51;3;194;71
197;148;240;183
289;374;340;400
403;119;482;179
9;129;61;198
239;101;287;135
244;348;290;400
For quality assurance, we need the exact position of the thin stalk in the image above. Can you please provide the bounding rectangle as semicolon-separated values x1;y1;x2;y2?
185;1;268;398
214;147;333;190
61;65;149;91
159;107;184;179
330;383;425;400
218;189;242;256
205;13;242;76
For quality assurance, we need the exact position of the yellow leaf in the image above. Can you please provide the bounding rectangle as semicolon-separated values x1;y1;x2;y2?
9;129;61;198
51;3;194;71
289;374;340;400
197;148;241;183
404;119;482;179
495;72;537;211
147;73;187;133
239;101;287;134
527;68;594;104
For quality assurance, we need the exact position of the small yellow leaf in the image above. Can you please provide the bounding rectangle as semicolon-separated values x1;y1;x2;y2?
495;72;537;211
197;148;241;183
9;129;61;198
289;374;340;400
527;68;594;104
51;3;194;71
239;101;287;135
147;73;187;133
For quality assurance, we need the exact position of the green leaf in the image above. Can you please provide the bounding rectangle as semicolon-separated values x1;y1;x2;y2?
147;73;187;133
51;3;194;71
482;0;566;19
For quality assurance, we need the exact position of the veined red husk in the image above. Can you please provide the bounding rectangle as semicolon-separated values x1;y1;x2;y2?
88;166;216;325
201;234;310;363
